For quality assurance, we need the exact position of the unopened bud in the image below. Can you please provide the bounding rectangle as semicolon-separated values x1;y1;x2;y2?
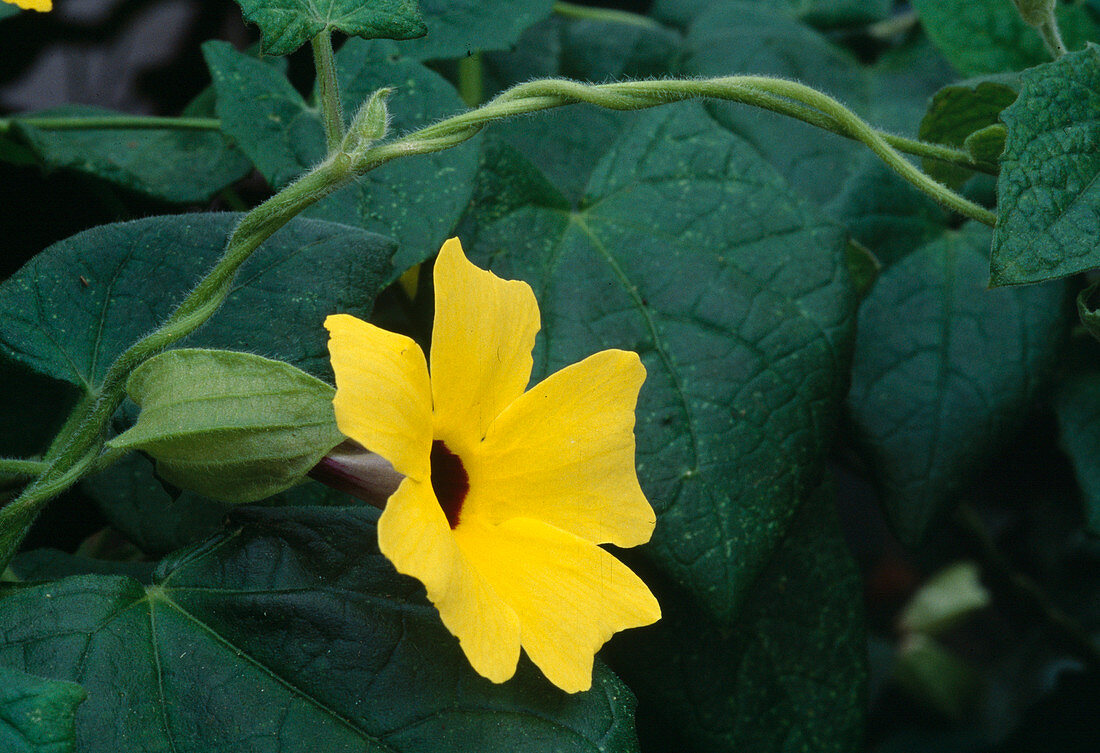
1011;0;1056;28
343;87;393;156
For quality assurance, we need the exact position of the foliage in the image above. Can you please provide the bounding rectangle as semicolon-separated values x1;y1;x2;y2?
1;0;1099;751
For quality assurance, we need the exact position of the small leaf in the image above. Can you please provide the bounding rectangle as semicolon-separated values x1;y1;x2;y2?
109;349;343;504
607;481;866;753
991;45;1100;286
9;105;252;204
913;0;1099;75
847;223;1068;543
231;0;426;56
0;667;85;753
964;123;1007;164
0;507;641;752
918;76;1019;187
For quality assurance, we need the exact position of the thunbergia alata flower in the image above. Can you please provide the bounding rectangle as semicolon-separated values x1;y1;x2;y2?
325;237;660;693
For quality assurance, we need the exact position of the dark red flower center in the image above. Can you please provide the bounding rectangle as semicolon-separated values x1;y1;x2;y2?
430;440;468;528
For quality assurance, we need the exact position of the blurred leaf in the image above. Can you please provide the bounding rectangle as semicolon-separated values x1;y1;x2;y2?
1053;357;1100;535
847;223;1068;543
8;105;252;204
683;1;869;205
913;0;1099;75
0;6;19;21
204;39;477;270
652;0;891;29
895;634;983;719
607;481;866;753
0;667;85;753
0;355;78;459
866;33;958;136
110;350;343;504
897;562;991;635
231;0;426;56
991;45;1100;285
464;103;855;622
0;506;641;752
0;213;394;392
919;76;1019;187
8;548;154;585
402;0;556;60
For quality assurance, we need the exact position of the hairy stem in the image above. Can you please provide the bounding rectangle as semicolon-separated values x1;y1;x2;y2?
312;29;345;152
0;116;220;134
553;1;663;28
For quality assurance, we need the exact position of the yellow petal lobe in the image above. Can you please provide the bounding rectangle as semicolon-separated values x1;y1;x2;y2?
5;0;51;10
325;314;432;482
467;349;655;547
430;238;540;452
455;517;661;693
378;478;521;683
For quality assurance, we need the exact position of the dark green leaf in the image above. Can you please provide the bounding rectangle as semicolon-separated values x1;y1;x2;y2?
0;212;394;392
204;39;478;271
919;76;1019;187
683;1;869;205
0;667;84;753
991;45;1100;285
652;0;891;29
0;355;78;459
0;6;19;21
10;105;252;203
463;103;856;622
607;480;866;753
1053;357;1100;535
912;0;1099;75
231;0;426;56
0;506;641;752
847;223;1067;543
110;349;343;503
866;33;958;136
8;548;155;585
846;239;882;298
402;0;556;60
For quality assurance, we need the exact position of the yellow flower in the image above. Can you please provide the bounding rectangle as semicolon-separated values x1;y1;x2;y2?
325;237;660;693
4;0;51;11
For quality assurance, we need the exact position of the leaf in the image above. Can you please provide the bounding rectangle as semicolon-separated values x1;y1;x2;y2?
8;548;155;585
0;6;19;20
463;103;856;623
109;349;343;504
0;506;641;752
204;39;478;270
919;76;1019;187
1052;361;1100;536
606;480;866;753
402;0;556;60
0;212;394;393
846;223;1068;543
683;1;870;205
866;33;958;136
912;0;1100;75
9;105;253;204
991;45;1100;286
231;0;426;56
652;0;891;29
0;667;85;753
0;355;79;459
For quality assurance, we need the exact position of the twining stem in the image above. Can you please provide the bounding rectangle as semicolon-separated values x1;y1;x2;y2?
0;460;48;479
365;76;996;225
553;0;664;28
956;504;1100;669
312;29;345;152
0;116;220;134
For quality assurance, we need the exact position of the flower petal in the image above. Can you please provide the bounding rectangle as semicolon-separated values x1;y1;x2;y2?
325;314;432;482
466;349;655;547
455;517;661;693
378;478;522;684
430;238;540;451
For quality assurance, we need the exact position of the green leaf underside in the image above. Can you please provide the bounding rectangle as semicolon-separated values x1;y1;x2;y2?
683;2;870;206
110;349;343;503
402;0;556;60
992;45;1100;286
232;0;426;56
913;0;1100;76
919;76;1019;187
847;223;1067;543
9;105;252;204
0;507;640;752
204;39;477;271
464;103;855;623
607;480;865;752
1053;365;1100;536
0;212;394;393
0;666;85;753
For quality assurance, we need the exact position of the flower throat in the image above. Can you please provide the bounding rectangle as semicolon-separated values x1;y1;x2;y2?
430;440;468;528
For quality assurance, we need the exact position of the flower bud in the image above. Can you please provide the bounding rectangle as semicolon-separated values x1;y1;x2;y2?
343;87;393;156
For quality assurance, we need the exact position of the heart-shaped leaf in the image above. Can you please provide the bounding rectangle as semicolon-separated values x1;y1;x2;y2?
231;0;426;56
